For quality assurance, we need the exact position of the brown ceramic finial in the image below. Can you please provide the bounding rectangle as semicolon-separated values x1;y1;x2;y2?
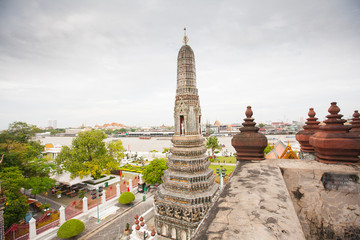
245;106;253;118
136;224;140;230
350;110;360;134
151;230;156;236
296;107;320;154
328;102;340;115
134;214;139;220
241;106;257;130
231;106;268;161
309;102;360;164
308;108;315;118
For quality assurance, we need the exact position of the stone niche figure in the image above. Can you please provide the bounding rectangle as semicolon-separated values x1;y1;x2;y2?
232;106;268;161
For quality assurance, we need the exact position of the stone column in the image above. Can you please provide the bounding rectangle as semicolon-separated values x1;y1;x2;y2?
116;183;120;197
82;197;88;213
129;179;133;192
59;206;66;225
139;174;143;183
29;217;36;239
102;190;106;204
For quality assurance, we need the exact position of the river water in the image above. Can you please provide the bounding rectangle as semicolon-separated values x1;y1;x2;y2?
37;135;299;155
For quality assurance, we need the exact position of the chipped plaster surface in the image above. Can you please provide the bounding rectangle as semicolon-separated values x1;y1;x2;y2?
195;160;306;240
281;161;360;239
195;159;360;240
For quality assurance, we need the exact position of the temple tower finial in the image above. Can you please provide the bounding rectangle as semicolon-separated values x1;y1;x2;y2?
183;27;189;45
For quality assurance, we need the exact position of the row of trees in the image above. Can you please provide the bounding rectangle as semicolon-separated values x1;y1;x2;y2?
55;131;125;180
0;122;56;228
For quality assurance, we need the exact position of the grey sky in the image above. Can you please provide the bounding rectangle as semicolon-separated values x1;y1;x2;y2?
0;0;359;129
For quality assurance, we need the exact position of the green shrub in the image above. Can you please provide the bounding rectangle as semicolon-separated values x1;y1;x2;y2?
118;192;135;204
57;219;85;239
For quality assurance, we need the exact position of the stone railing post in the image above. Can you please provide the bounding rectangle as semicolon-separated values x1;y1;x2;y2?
139;174;143;183
129;179;133;192
82;197;88;213
102;190;106;204
59;206;66;225
116;183;120;197
29;217;36;239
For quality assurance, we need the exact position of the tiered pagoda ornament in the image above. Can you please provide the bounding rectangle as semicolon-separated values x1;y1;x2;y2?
295;108;320;160
231;106;268;161
309;102;360;164
350;110;360;134
154;29;218;240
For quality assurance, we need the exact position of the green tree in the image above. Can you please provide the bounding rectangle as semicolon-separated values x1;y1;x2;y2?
142;158;168;185
206;136;222;160
24;177;55;197
3;194;29;228
55;130;124;179
22;157;55;179
0;167;29;228
107;140;125;160
104;129;113;135
0;140;28;168
0;122;55;228
0;121;40;144
119;128;127;133
264;144;274;154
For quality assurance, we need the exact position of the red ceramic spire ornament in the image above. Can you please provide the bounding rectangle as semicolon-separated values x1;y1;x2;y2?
309;102;360;164
231;106;268;161
350;110;360;134
295;108;320;158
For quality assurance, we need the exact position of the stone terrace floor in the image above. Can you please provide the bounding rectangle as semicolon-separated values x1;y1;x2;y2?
194;158;359;240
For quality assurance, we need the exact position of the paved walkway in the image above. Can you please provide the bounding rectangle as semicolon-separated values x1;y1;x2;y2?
49;191;155;240
84;195;155;240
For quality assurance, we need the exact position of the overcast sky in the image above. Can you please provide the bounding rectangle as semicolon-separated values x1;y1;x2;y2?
0;0;359;129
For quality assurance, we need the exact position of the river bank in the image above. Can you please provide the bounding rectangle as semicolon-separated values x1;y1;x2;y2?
37;135;299;154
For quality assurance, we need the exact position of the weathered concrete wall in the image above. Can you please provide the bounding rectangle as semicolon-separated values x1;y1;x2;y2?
282;166;360;239
195;161;305;240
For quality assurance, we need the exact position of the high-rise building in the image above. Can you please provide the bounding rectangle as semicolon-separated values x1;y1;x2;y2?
154;30;218;240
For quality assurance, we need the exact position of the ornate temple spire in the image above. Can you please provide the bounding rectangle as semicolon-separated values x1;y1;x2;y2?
174;29;201;136
155;31;217;240
183;27;188;45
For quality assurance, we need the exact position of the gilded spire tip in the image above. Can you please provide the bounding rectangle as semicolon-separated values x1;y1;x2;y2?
183;27;189;45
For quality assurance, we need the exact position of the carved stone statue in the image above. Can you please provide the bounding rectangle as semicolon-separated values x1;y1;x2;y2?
166;206;174;217
158;205;165;216
175;208;182;220
192;209;200;222
183;210;192;222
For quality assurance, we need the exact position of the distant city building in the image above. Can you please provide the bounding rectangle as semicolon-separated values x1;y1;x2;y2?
47;119;57;129
94;122;127;129
43;143;61;160
62;128;84;137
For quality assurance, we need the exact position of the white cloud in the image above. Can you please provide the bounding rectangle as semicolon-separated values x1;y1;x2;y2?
0;0;359;129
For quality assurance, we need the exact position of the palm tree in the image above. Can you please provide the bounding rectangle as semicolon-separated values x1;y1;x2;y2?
206;136;222;161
